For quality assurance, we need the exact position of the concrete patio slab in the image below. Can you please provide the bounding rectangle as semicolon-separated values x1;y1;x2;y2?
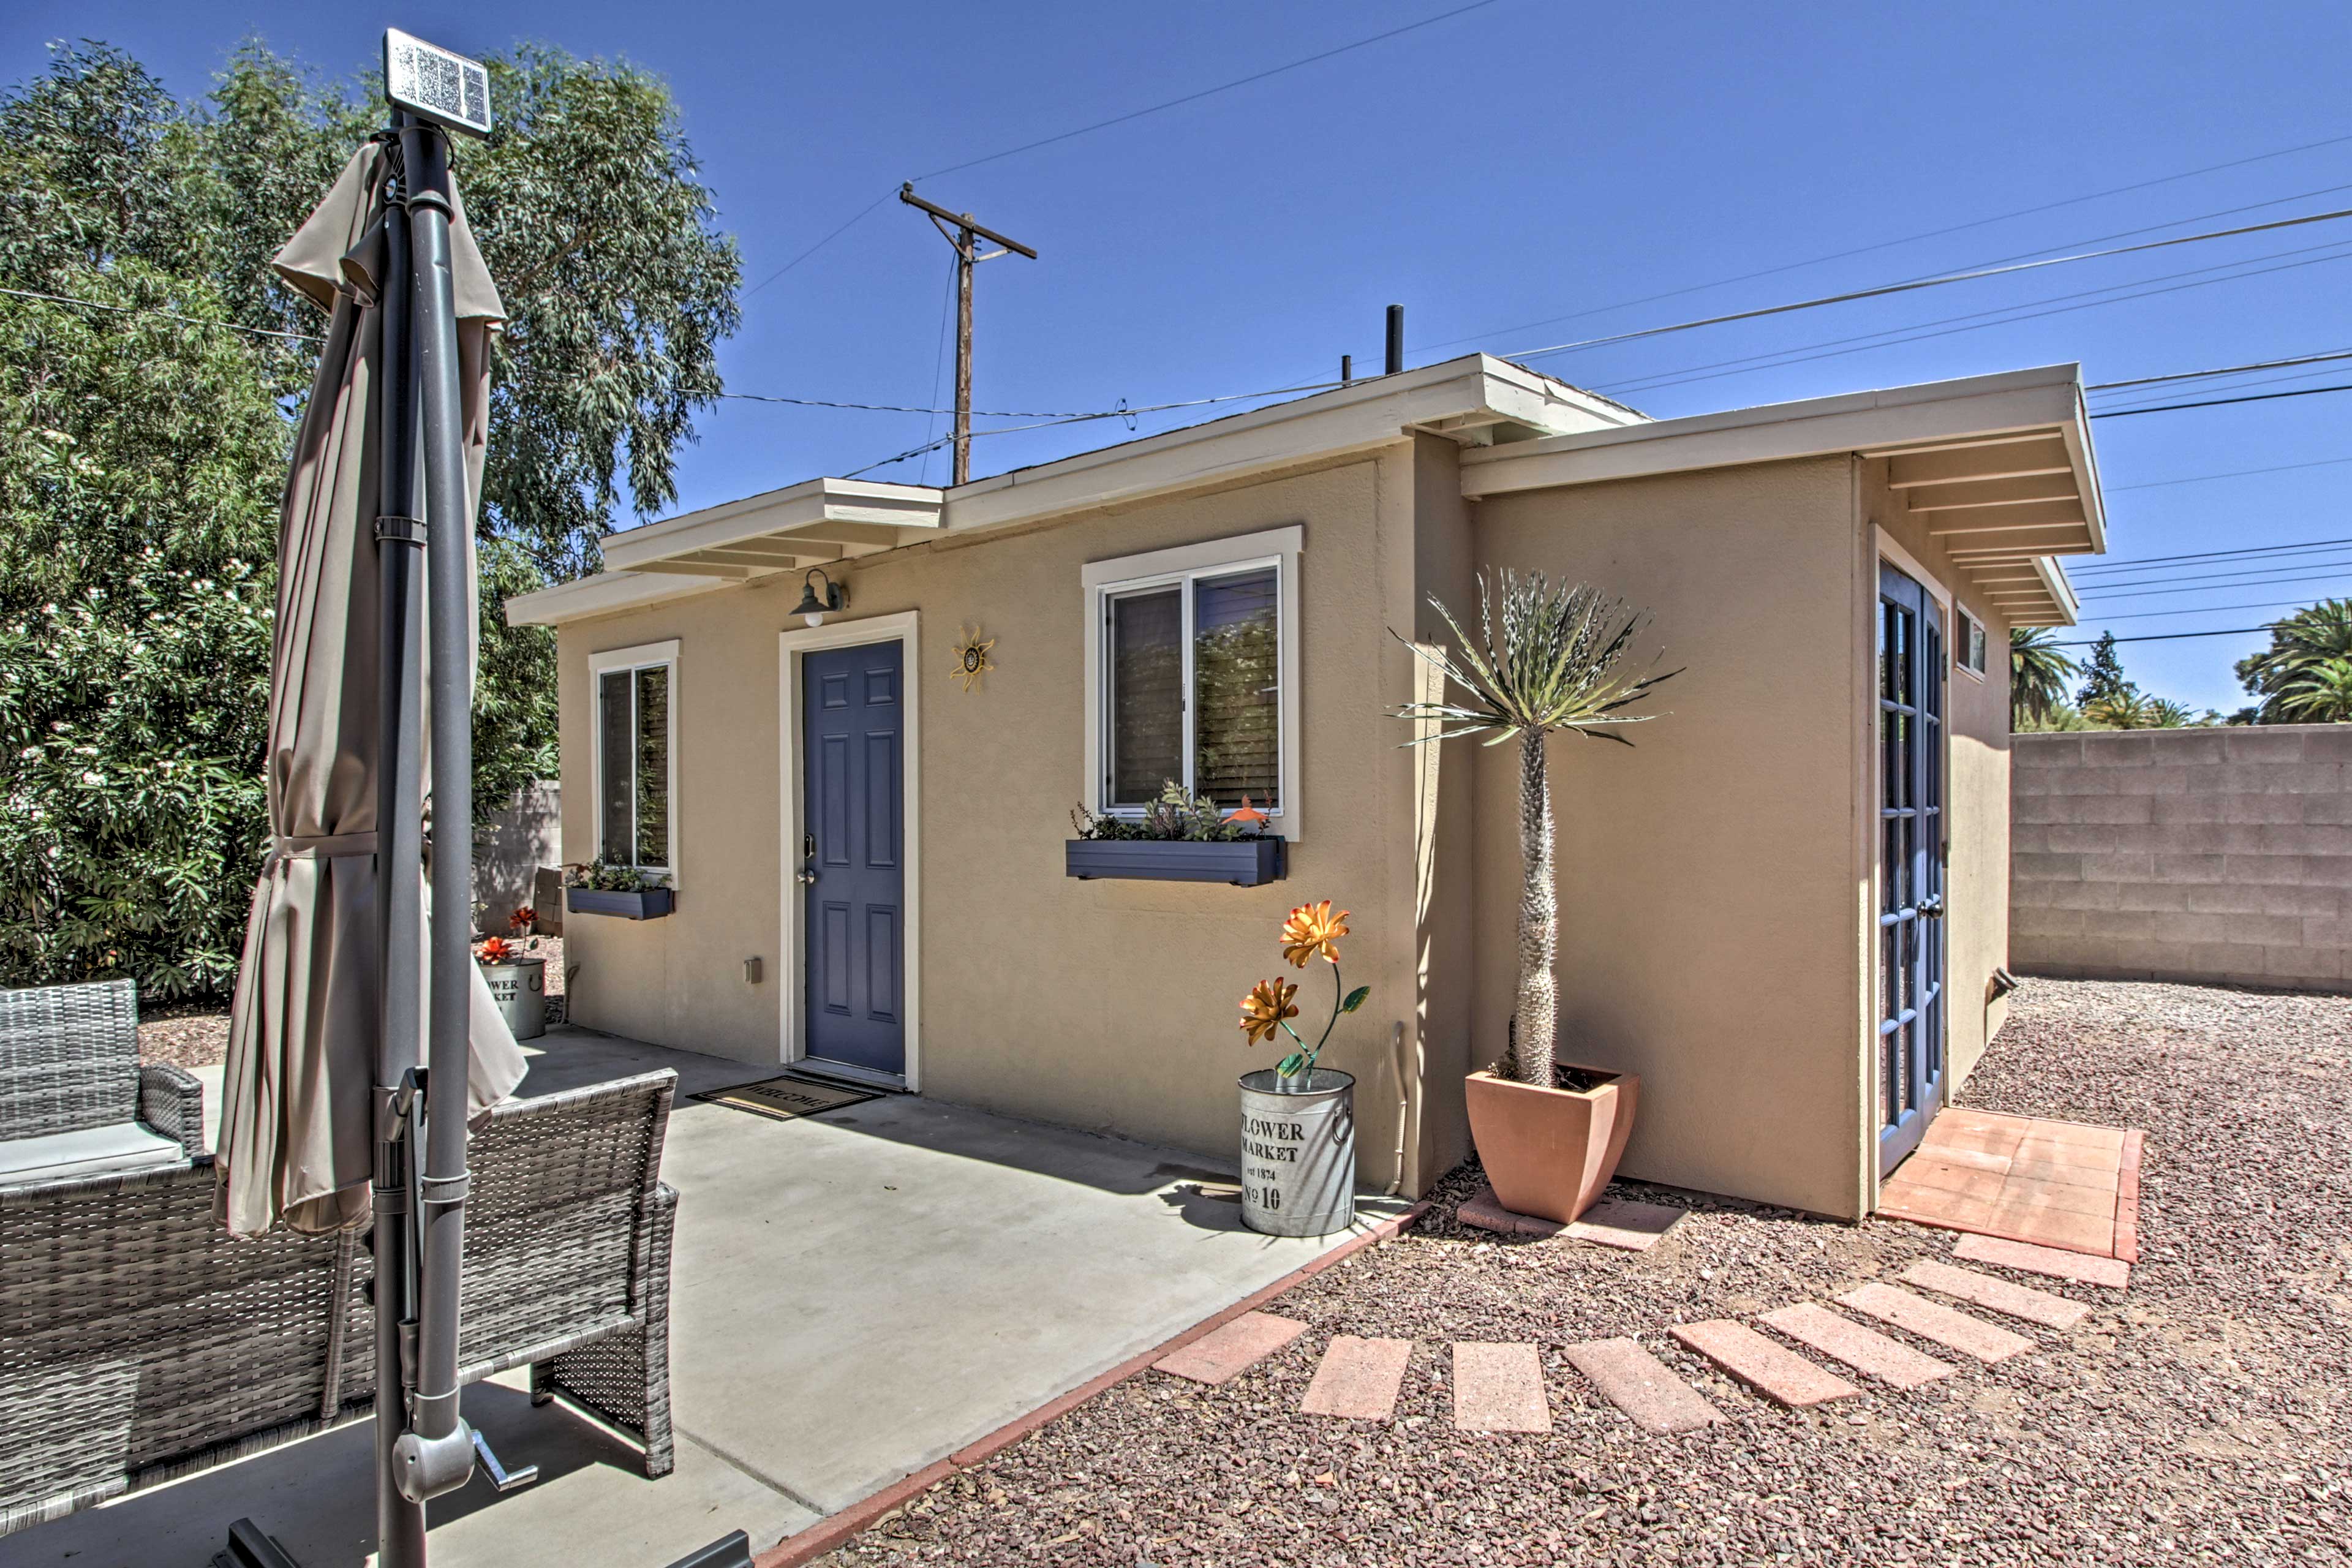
48;1027;1402;1565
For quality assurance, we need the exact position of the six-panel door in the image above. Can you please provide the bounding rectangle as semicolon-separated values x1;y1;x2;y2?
802;642;907;1077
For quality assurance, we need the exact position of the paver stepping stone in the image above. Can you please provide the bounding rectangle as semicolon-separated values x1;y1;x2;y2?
1154;1311;1306;1385
1953;1232;2131;1288
1836;1283;2034;1363
1458;1185;1568;1238
1561;1338;1724;1433
1758;1302;1955;1389
1899;1259;2092;1329
1566;1199;1684;1251
1300;1335;1412;1420
1669;1319;1861;1408
1452;1341;1551;1433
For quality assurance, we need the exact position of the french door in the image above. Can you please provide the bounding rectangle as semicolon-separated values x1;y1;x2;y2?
1877;563;1947;1177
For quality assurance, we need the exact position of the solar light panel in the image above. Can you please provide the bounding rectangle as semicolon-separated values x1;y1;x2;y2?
384;29;492;138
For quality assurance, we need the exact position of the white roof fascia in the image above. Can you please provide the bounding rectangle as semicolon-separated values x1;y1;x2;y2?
505;567;733;627
1458;364;2091;499
601;476;943;572
2032;555;2082;626
939;353;1642;536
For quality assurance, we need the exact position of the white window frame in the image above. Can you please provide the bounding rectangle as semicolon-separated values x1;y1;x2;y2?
1081;525;1304;842
588;639;680;879
1953;606;1989;680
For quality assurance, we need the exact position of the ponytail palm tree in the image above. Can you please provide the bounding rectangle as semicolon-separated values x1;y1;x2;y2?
1393;572;1678;1090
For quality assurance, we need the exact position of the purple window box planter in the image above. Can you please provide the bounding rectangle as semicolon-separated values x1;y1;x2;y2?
1064;837;1285;886
565;888;675;920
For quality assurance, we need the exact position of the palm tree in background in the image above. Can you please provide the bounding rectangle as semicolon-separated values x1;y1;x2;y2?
2238;600;2352;720
1395;573;1678;1090
2275;657;2352;722
2010;627;2079;729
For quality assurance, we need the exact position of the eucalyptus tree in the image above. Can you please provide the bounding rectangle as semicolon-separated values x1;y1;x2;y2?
1393;573;1677;1089
2008;626;2079;729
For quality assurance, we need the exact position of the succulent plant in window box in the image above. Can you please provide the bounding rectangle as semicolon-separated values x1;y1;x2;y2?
1065;782;1284;885
563;859;674;920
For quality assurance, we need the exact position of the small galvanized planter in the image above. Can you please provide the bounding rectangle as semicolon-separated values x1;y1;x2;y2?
566;887;674;920
478;957;546;1041
1237;1066;1356;1237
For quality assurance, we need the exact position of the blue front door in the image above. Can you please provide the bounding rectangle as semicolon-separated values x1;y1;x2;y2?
802;642;905;1077
1877;564;1946;1176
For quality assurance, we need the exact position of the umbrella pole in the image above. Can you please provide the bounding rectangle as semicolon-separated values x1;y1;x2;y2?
388;113;482;1510
373;134;432;1568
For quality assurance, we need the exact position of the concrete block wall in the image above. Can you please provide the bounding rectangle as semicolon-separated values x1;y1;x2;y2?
2010;725;2352;991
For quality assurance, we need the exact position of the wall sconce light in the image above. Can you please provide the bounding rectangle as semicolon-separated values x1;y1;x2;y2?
794;567;846;628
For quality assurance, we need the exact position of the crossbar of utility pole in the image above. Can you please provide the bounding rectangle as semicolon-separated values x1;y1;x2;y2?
900;183;1036;485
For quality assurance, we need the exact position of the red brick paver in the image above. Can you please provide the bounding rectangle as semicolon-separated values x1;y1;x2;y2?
1899;1259;2093;1329
1152;1310;1306;1385
1298;1335;1412;1420
1836;1283;2035;1363
1669;1319;1861;1408
1953;1232;2132;1288
1562;1338;1725;1434
1758;1302;1956;1389
1566;1198;1684;1251
1452;1341;1551;1433
1456;1185;1568;1238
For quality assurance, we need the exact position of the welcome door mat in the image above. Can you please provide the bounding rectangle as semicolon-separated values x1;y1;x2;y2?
694;1073;880;1123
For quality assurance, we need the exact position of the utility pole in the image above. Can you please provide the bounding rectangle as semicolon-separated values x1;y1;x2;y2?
900;183;1037;486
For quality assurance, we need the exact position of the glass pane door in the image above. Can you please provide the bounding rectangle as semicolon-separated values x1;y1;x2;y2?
1877;563;1947;1176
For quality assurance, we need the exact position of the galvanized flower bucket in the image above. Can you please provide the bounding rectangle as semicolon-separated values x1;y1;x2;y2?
477;957;546;1041
1237;1066;1355;1237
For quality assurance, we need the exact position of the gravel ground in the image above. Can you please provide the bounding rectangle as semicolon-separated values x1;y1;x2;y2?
818;978;2351;1567
134;935;568;1071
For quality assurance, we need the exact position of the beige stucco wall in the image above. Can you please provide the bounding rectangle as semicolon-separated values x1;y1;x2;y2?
555;453;1444;1185
1862;460;2015;1097
1469;456;1869;1218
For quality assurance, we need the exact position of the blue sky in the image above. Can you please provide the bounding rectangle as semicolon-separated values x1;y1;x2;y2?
12;1;2352;712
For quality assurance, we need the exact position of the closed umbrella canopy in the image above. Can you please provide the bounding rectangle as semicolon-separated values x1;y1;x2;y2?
218;142;524;1238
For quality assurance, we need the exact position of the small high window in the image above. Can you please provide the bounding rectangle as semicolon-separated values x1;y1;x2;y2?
1084;527;1303;835
590;640;678;872
1954;608;1988;677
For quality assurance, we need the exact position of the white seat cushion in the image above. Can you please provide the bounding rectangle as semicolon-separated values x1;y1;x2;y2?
0;1122;185;1186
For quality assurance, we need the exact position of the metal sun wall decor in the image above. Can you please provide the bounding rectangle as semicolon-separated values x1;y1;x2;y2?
950;624;995;692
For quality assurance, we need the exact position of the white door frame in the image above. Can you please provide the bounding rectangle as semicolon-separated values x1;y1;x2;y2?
777;611;922;1091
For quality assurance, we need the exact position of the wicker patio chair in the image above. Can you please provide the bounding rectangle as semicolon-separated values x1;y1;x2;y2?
0;979;203;1185
0;1069;678;1539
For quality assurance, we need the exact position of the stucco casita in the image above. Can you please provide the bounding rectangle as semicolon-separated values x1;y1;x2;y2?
514;355;2105;1219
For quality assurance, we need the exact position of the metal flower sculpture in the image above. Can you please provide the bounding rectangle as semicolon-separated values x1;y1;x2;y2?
1239;901;1370;1081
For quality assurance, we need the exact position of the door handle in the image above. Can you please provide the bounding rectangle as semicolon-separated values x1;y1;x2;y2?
796;868;819;886
1918;895;1944;919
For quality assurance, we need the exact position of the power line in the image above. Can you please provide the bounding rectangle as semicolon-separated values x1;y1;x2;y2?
2086;347;2352;389
2082;594;2343;622
2077;570;2352;603
2049;625;2279;645
2090;381;2352;418
722;391;1103;418
741;190;895;298
1498;204;2352;365
2071;535;2352;573
1591;240;2352;398
911;0;1506;182
1410;130;2352;356
0;285;322;343
2110;456;2352;491
2074;556;2352;594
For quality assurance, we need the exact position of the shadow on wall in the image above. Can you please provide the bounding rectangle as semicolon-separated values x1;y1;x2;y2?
476;780;560;933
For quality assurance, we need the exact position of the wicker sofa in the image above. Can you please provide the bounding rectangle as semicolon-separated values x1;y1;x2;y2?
0;979;205;1185
0;1069;679;1539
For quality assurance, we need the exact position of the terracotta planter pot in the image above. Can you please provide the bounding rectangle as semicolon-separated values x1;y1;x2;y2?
1464;1067;1640;1224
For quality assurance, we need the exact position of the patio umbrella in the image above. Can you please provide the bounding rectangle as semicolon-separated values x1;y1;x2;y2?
216;137;524;1240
